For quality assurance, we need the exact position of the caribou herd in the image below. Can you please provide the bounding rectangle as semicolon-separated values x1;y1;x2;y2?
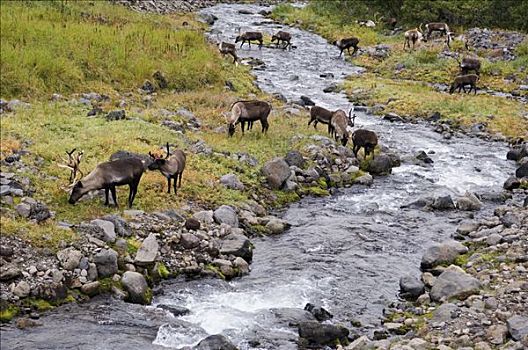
63;18;483;208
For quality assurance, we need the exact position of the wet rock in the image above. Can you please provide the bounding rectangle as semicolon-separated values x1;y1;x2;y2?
0;245;14;257
265;217;289;235
184;218;201;231
90;219;116;243
106;110;126;121
220;173;245;190
456;221;479;235
300;95;315;106
135;233;159;265
503;176;520;190
415;150;434;164
432;195;455;210
516;163;528;178
93;248;118;278
57;247;83;271
80;281;100;297
193;334;237;350
15;318;41;329
430;266;481;302
180;233;200;249
198;13;217;25
284;150;305;168
421;240;468;270
384;113;404;123
213;205;239;228
193;210;214;224
367;154;393;175
304;303;333;322
12;280;30;298
399;275;425;300
0;263;22;281
456;192;482;211
298;321;349;347
220;234;253;262
353;173;373;186
323;83;340;93
157;304;190;317
233;256;250;275
272;92;287;102
121;271;151;305
261;157;291;190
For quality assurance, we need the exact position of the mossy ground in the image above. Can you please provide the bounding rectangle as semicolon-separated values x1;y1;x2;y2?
271;4;528;139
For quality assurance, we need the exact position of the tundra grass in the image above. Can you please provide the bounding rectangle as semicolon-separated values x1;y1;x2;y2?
271;4;528;138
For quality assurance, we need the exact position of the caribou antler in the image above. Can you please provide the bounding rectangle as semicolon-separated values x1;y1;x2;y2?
58;148;84;184
165;142;171;159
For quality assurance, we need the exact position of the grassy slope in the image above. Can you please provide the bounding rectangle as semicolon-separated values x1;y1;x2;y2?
0;1;322;250
271;4;528;139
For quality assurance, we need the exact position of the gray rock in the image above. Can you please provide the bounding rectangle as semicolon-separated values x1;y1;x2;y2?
0;263;22;281
157;304;190;317
430;266;481;302
135;233;159;264
486;324;508;345
367;154;393;175
0;185;11;196
300;95;315;106
102;215;131;237
456;221;479;235
0;245;14;257
220;174;245;190
184;218;201;231
516;163;528;178
16;203;32;218
323;83;340;93
456;192;482;211
353;173;373;186
213;259;235;279
13;280;31;298
213;205;239;228
261;157;291;189
432;303;459;323
198;13;217;25
90;219;116;243
500;212;520;227
503;176;520;190
193;210;214;224
283;180;298;192
265;217;289;235
193;334;237;350
507;315;528;341
81;281;100;296
220;234;253;262
421;240;468;270
56;247;83;271
233;257;250;275
93;249;118;278
180;233;201;249
106;110;126;121
304;303;333;322
284;150;305;168
486;233;502;246
399;275;425;300
384;113;404;123
121;271;152;305
298;321;349;346
432;195;455;210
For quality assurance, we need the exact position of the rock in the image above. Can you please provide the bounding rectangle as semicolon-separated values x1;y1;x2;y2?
157;304;190;317
384;113;404;123
503;176;520;190
102;215;131;237
272;92;287;102
353;173;373;186
486;233;502;246
456;221;479;235
93;248;118;278
220;174;245;190
193;210;214;224
90;219;116;243
13;280;30;298
15;318;41;329
15;203;32;218
213;259;235;279
121;271;152;305
265;218;289;234
56;247;83;271
198;13;217;25
220;234;253;262
415;150;434;164
80;281;100;297
432;195;455;210
0;245;14;257
152;71;168;89
347;335;370;349
456;192;482;211
213;205;239;228
261;157;291;190
516;163;528;178
304;303;333;322
300;96;315;106
507;315;528;341
140;80;155;93
323;83;340;93
135;233;159;265
432;303;459;323
399;275;425;300
0;263;22;281
486;324;508;345
29;202;52;223
430;266;481;302
284;150;305;168
180;233;201;249
106;110;126;121
184;218;201;231
193;334;237;350
421;240;468;270
298;321;349;347
501;212;520;227
233;257;250;275
367;154;393;175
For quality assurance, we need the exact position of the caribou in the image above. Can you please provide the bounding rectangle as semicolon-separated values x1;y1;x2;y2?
148;143;186;195
352;129;378;159
271;31;292;49
332;37;360;57
449;74;479;94
404;24;426;50
226;100;272;136
235;31;263;49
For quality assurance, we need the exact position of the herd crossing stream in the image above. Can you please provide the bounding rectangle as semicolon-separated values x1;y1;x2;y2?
0;4;516;350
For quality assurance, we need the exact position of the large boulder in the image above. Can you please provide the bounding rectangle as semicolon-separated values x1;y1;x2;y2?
93;248;118;278
284;150;305;168
503;176;521;190
121;271;152;305
193;210;214;224
367;154;393;175
516;163;528;178
421;240;468;270
135;233;159;265
430;266;481;302
432;195;455;210
261;158;291;189
220;234;253;262
90;219;117;243
56;247;83;271
298;321;349;347
213;205;239;228
456;192;482;211
507;315;528;341
399;275;425;300
220;174;245;191
193;334;237;350
304;303;333;322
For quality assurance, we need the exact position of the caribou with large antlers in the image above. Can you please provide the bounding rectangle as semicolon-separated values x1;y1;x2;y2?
148;143;187;195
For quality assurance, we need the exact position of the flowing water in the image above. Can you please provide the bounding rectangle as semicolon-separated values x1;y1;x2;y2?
0;4;516;350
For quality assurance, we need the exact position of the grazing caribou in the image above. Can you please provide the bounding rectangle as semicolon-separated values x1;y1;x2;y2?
148;143;186;194
457;57;481;76
449;74;479;94
218;42;238;65
352;129;378;159
226;100;272;136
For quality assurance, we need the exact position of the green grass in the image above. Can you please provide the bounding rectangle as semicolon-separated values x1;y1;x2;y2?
272;4;528;139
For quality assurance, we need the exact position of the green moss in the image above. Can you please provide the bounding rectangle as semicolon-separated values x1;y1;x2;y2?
0;305;19;323
205;264;225;280
23;298;54;312
302;186;330;197
126;237;142;256
143;287;153;305
157;262;170;279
